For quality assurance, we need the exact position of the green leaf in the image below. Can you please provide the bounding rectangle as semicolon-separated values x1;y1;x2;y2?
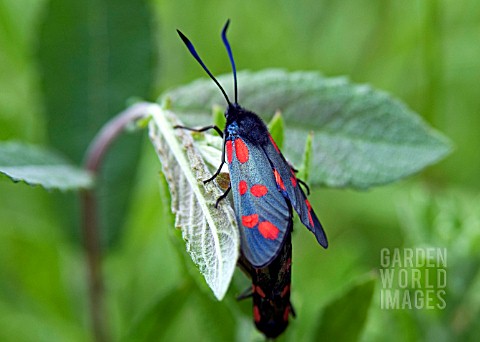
148;104;239;300
37;0;155;244
267;110;285;150
298;131;313;183
163;69;453;189
315;276;377;341
0;141;93;190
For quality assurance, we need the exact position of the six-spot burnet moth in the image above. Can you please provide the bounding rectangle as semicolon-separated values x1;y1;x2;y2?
175;19;328;336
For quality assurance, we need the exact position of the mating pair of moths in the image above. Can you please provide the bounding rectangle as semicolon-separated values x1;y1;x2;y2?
176;20;328;338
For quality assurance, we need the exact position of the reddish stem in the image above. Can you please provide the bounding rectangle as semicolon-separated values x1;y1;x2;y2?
81;102;151;342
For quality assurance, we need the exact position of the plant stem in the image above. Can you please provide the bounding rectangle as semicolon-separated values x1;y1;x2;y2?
81;102;151;342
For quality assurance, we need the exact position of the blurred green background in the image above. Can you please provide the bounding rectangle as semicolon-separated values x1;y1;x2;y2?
1;0;479;341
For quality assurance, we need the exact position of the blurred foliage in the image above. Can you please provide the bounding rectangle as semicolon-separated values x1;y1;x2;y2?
0;0;479;341
37;0;156;245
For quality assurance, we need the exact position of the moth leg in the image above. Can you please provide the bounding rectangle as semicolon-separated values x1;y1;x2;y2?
175;124;227;184
204;133;227;184
214;185;231;208
296;179;310;196
290;302;297;318
287;163;310;195
204;162;224;184
174;124;223;138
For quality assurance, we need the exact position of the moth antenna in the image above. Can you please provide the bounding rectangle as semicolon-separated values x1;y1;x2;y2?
221;19;238;104
177;29;232;106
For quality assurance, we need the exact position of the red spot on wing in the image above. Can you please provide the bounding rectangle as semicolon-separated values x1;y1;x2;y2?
283;306;290;322
226;140;233;164
242;214;259;228
250;184;268;197
280;284;290;298
269;134;280;153
274;169;286;191
307;212;314;227
290;177;297;187
239;180;248;195
258;221;280;240
305;199;312;211
305;199;314;226
235;138;249;163
253;305;261;323
290;169;297;186
255;285;266;298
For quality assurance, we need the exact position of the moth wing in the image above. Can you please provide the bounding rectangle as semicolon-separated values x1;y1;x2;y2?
228;137;291;268
262;134;328;248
